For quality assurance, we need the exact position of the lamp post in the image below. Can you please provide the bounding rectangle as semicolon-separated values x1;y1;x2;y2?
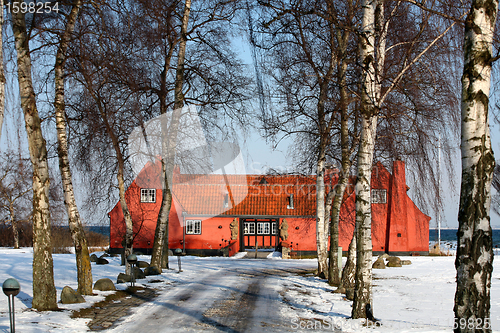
174;248;184;272
3;278;20;333
127;254;138;287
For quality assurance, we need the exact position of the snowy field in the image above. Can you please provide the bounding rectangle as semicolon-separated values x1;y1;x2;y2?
0;248;499;332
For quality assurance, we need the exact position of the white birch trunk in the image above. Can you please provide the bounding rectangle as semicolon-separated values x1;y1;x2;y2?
54;0;92;295
352;0;379;319
316;155;328;277
11;4;57;310
151;0;191;270
454;1;498;332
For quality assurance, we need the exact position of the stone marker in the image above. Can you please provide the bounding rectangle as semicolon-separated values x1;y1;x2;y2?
137;261;150;268
144;266;161;276
372;257;386;269
96;257;109;265
117;273;131;284
94;278;116;291
387;256;402;267
61;286;85;304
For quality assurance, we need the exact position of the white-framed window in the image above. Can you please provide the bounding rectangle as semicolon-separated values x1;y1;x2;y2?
371;189;387;204
186;220;201;235
141;189;156;203
287;194;294;209
272;222;277;235
244;222;255;235
257;222;270;235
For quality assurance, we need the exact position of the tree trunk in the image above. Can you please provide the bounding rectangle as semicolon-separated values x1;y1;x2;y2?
342;228;356;289
150;0;191;270
9;201;18;249
0;0;5;139
328;29;351;286
54;0;92;295
316;153;328;278
352;0;378;320
11;5;57;310
454;1;498;332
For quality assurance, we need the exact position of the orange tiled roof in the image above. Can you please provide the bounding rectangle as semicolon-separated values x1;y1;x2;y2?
135;159;348;217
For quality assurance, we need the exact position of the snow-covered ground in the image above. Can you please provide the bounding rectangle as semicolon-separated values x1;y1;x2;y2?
0;248;499;332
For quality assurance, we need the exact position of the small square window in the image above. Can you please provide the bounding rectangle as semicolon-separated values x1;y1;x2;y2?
141;189;156;203
257;222;270;235
186;220;201;235
244;222;255;235
371;189;387;204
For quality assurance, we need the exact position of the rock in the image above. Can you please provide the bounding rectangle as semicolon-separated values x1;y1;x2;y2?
117;273;131;283
345;288;355;301
378;253;389;260
90;254;98;262
387;256;402;267
333;286;346;294
401;260;412;265
137;261;150;268
60;286;85;304
94;278;116;291
168;250;173;256
372;257;386;269
99;253;109;258
144;266;161;276
133;251;144;256
132;267;146;279
96;257;109;265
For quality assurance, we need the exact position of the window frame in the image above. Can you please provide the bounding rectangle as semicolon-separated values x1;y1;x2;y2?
185;219;202;235
244;222;255;235
140;188;156;203
371;189;387;204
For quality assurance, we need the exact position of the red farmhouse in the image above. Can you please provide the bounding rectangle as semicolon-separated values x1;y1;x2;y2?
108;160;430;256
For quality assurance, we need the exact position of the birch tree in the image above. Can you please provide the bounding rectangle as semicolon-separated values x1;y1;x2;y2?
53;0;93;295
454;0;498;331
351;0;464;318
11;1;57;310
257;0;360;278
151;0;191;270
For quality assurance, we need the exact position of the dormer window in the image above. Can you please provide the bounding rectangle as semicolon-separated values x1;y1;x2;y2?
141;189;156;203
287;194;294;209
223;193;229;208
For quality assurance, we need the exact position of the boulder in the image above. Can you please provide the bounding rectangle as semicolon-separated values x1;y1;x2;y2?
137;261;150;268
401;260;412;265
94;278;116;291
96;257;109;265
333;286;346;294
90;254;98;262
378;253;389;260
132;266;146;279
144;266;161;276
387;256;402;267
60;286;85;304
168;250;173;256
117;273;131;284
345;288;355;301
133;251;144;256
372;257;386;269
